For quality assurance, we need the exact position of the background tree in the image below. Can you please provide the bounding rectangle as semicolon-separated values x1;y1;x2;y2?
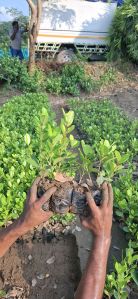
108;0;138;63
26;0;42;73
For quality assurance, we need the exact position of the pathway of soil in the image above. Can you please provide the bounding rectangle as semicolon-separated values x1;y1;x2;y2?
0;234;81;299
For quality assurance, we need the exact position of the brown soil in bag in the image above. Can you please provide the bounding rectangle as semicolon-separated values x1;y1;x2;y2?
37;178;74;214
37;177;102;215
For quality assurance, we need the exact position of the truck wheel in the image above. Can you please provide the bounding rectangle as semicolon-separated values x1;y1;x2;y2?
56;49;76;64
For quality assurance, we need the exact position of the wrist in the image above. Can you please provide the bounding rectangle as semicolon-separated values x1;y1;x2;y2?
93;235;111;248
12;217;31;237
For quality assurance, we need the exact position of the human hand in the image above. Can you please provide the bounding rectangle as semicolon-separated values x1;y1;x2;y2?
25;23;29;32
20;178;57;231
81;182;113;241
14;28;18;34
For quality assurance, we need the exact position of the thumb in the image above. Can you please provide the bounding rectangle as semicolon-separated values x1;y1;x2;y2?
38;186;57;206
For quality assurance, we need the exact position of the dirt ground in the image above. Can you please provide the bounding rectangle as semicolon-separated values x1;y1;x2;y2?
0;62;137;299
0;233;81;299
110;90;138;119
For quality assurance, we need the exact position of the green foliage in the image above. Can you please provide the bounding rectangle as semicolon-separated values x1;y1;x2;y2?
51;212;75;226
45;62;95;96
114;168;138;245
25;109;79;179
0;93;53;225
0;57;117;95
105;243;138;299
18;66;44;92
0;55;22;84
79;140;95;180
45;74;62;94
96;140;129;185
0;55;44;92
99;67;116;86
69;99;138;155
108;0;138;63
0;290;6;297
61;63;92;95
79;139;129;185
0;94;80;225
0;22;11;49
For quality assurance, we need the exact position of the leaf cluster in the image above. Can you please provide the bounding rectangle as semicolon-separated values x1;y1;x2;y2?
25;109;79;179
105;242;138;299
69;99;138;155
45;62;97;96
0;55;44;92
108;0;138;63
0;93;53;225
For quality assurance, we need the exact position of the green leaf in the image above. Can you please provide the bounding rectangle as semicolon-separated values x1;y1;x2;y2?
121;292;129;299
111;144;116;152
70;135;79;147
27;158;39;169
115;150;121;162
91;168;98;173
67;125;75;134
115;210;124;217
53;157;64;165
104;140;110;148
122;226;129;233
81;140;93;156
60;122;66;134
120;153;130;164
24;133;31;146
41;107;48;118
0;290;6;297
97;175;105;186
127;188;132;197
104;289;110;297
47;124;53;137
52;134;62;146
64;110;74;127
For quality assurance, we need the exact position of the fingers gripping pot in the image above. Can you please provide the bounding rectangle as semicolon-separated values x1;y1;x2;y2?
37;175;74;214
37;175;102;215
70;183;102;215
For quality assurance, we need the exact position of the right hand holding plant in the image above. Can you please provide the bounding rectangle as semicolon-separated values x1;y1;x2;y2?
81;182;113;241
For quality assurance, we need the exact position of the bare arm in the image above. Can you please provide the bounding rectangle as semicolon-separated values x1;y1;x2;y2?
0;178;56;257
75;183;113;299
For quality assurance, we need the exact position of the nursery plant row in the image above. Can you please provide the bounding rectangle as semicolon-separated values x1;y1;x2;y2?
0;93;54;224
69;98;138;298
0;56;116;95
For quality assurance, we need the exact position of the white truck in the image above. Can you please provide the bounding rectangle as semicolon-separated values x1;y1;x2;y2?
36;0;117;60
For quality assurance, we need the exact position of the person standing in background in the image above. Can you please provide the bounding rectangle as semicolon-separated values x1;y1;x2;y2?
9;21;28;60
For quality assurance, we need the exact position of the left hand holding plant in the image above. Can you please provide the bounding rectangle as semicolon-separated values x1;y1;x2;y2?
20;178;57;231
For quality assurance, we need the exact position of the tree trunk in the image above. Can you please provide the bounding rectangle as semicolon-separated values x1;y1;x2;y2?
27;0;42;74
28;39;36;73
28;22;37;74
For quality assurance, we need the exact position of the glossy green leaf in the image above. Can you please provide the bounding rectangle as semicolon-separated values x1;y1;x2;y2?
24;133;31;146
